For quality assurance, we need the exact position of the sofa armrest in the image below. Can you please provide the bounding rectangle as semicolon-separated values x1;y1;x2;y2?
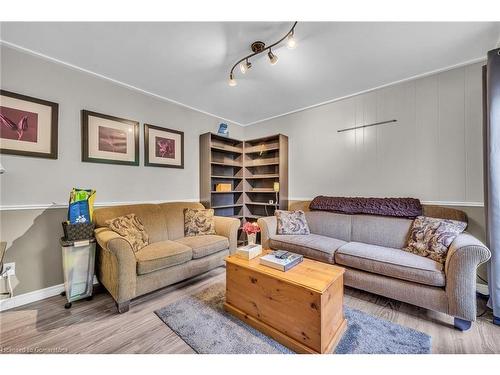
94;227;137;303
214;216;240;254
445;232;491;321
257;216;277;250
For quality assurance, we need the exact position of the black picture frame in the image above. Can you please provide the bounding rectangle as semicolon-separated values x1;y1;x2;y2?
81;110;139;166
144;123;184;169
0;89;59;159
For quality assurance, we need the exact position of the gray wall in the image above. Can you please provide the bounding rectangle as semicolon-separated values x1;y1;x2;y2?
0;46;242;295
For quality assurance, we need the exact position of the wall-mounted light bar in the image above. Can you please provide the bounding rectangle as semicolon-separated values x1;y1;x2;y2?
337;119;397;133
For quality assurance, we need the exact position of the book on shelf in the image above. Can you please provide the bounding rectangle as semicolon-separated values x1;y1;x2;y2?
235;244;262;260
259;250;303;271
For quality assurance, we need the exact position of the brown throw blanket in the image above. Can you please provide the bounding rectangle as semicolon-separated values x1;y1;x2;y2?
309;196;422;218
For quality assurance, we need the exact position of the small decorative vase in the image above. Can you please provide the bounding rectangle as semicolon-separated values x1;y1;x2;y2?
247;233;256;245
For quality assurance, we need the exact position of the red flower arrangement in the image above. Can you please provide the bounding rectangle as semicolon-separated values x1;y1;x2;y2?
242;222;261;234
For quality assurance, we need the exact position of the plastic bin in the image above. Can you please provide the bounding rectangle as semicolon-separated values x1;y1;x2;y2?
60;237;96;308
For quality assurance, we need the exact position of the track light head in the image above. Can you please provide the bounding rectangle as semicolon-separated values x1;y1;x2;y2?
286;32;296;49
228;73;237;87
239;60;252;74
268;50;278;65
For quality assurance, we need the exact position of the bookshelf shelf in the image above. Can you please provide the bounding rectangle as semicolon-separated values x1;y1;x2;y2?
211;175;243;179
211;191;243;194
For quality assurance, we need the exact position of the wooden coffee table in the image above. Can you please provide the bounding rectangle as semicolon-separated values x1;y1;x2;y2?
224;251;347;354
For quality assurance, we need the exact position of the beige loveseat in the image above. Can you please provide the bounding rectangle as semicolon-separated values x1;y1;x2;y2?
94;202;240;312
258;203;491;331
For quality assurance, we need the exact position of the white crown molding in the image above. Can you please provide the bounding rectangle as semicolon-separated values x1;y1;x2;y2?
243;56;487;126
0;198;200;211
289;197;484;208
0;40;244;127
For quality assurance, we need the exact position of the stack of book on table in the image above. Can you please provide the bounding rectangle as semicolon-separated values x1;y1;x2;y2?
235;244;262;260
259;250;303;271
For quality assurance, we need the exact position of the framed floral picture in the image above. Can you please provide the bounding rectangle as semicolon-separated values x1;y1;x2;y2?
81;110;139;166
144;123;184;168
0;90;58;159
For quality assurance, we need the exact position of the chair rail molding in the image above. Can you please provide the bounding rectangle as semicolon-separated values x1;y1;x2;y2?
0;198;200;211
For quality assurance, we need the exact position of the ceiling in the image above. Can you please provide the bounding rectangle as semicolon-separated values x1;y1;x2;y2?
1;22;499;125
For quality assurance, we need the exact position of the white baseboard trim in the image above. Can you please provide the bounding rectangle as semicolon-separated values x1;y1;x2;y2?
0;276;99;312
0;283;64;312
289;198;484;208
0;198;200;211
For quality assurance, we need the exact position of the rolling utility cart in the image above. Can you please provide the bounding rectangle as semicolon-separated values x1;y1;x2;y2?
60;237;96;309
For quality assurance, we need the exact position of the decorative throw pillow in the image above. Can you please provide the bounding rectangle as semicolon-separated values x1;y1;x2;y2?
403;216;467;264
276;210;311;235
105;213;149;252
184;208;216;237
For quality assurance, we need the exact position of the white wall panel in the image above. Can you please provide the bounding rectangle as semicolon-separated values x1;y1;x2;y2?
438;68;466;201
465;63;484;202
415;75;440;201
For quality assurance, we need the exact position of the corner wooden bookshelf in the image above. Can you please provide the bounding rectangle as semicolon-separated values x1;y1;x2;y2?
200;133;288;243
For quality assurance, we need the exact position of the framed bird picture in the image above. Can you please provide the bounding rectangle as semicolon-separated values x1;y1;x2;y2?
81;110;139;166
144;124;184;168
0;90;58;159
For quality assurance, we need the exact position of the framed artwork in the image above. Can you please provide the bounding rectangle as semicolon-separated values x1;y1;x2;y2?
0;89;58;159
144;123;184;168
81;110;139;166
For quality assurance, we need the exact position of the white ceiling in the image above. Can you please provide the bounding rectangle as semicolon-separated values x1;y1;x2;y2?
1;22;499;125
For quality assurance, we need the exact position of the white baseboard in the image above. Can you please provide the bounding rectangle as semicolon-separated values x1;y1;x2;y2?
0;283;64;312
0;276;99;312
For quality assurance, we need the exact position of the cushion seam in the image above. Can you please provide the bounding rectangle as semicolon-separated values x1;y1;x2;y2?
270;237;344;255
335;253;445;286
335;251;443;273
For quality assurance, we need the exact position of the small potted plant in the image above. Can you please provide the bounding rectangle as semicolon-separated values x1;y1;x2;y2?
242;222;260;245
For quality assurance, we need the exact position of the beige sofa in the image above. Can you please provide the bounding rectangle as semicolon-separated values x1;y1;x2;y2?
94;202;240;312
258;204;491;331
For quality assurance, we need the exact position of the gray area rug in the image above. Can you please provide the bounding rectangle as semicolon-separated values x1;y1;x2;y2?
155;283;431;354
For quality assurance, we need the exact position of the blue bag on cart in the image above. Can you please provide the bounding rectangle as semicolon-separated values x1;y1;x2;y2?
68;188;96;224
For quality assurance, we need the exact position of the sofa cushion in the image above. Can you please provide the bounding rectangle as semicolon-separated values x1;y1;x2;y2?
158;202;205;240
269;234;347;263
94;204;169;243
403;216;467;264
304;211;352;241
105;214;149;252
351;215;413;249
176;235;229;259
135;240;192;275
184;208;216;237
276;210;310;235
335;242;445;287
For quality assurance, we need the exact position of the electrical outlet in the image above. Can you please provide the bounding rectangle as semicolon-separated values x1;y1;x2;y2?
2;262;15;277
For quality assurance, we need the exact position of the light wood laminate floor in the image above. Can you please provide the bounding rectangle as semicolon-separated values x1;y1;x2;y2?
1;267;499;354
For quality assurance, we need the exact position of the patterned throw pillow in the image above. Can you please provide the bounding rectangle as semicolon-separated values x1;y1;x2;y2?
184;208;216;237
276;210;311;235
105;213;149;252
403;216;467;264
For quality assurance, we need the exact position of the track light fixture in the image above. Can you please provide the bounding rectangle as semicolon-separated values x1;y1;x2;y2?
228;21;297;86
